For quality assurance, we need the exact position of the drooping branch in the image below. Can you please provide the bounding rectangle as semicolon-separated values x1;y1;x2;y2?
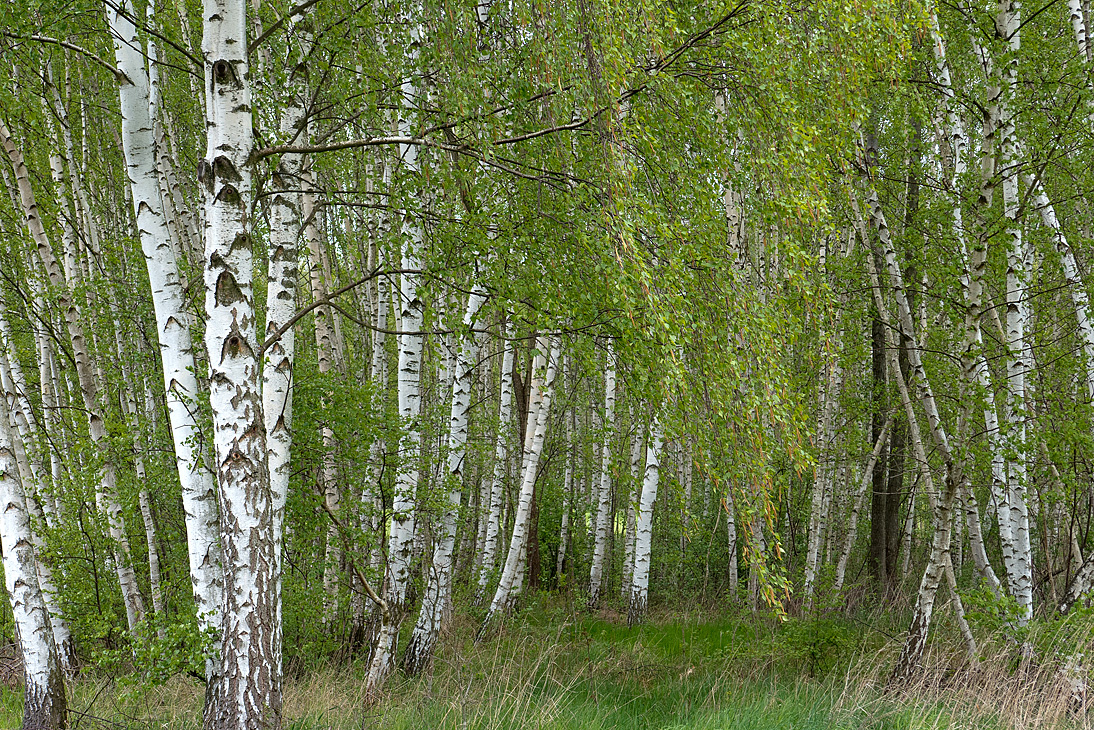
258;268;425;354
2;32;126;81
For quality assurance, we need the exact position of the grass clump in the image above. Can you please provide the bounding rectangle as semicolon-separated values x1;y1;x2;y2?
2;596;1091;728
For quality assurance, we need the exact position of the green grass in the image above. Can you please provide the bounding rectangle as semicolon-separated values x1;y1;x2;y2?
0;598;1085;728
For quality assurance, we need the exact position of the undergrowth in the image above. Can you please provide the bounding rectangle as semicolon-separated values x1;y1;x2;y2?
1;594;1090;729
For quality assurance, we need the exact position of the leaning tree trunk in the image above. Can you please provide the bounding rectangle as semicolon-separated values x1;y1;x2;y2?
0;310;76;674
588;347;617;608
480;338;561;634
0;396;67;730
402;288;488;675
857;187;961;681
834;419;890;592
200;0;279;726
0;117;147;637
476;329;515;602
108;0;225;694
629;415;663;626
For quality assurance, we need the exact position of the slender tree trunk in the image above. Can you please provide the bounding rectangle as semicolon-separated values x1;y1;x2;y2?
1;118;147;636
480;338;561;633
835;419;891;592
402;288;487;675
996;0;1034;623
725;484;739;600
588;347;616;608
0;397;67;730
867;316;890;588
0;312;76;674
629;415;662;625
856;187;961;681
108;0;225;696
622;416;643;598
477;330;515;601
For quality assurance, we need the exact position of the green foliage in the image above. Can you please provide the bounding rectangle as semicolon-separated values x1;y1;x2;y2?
96;614;215;688
777;614;857;678
961;585;1028;644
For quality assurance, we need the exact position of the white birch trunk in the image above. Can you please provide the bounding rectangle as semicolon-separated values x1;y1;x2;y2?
928;5;1007;596
725;485;738;601
1;118;147;636
403;288;487;675
805;333;841;605
588;347;617;608
200;0;279;725
856;186;961;679
0;341;76;675
476;330;515;599
834;419;890;592
366;184;425;697
108;0;225;691
622;416;644;598
996;0;1034;623
480;338;561;632
557;403;575;582
628;415;662;625
0;398;66;730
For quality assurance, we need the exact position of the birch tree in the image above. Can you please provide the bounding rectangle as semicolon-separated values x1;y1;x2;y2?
0;392;67;730
200;0;280;725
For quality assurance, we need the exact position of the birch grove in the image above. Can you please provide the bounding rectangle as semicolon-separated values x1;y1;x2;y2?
8;0;1094;723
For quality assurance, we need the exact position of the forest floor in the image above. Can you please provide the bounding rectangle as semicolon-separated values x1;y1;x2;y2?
1;593;1086;729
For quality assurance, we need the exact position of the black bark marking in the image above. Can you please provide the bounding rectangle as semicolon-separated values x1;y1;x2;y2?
213;59;235;86
213;155;242;182
216;184;241;205
215;272;246;306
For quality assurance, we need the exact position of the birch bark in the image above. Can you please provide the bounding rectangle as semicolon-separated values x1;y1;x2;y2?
588;347;616;608
628;415;662;626
402;288;487;675
1;117;147;636
996;0;1034;623
365;134;426;697
0;396;66;730
108;0;224;693
855;185;961;680
476;329;515;600
834;420;890;592
622;416;643;597
480;337;561;633
0;347;76;678
200;0;279;725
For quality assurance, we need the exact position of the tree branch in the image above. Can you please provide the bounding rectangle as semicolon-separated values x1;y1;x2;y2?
259;268;424;354
248;0;324;54
319;498;389;620
3;33;126;81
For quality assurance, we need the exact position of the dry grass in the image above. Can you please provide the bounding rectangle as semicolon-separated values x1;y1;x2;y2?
4;602;1094;729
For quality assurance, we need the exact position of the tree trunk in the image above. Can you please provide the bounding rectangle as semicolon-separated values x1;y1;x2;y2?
835;419;891;592
402;288;487;675
476;329;515;601
480;338;561;633
629;415;662;626
200;0;279;725
108;0;224;694
588;347;616;608
0;396;67;730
